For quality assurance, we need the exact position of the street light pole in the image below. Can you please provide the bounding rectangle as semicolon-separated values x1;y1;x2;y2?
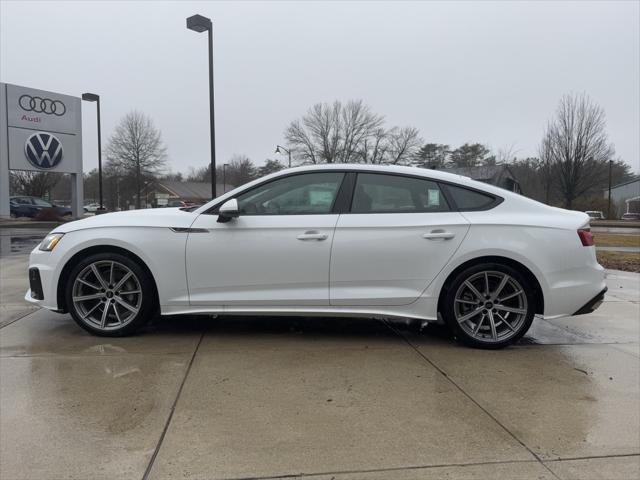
187;14;217;199
607;159;613;219
223;163;229;192
81;93;103;211
275;145;291;168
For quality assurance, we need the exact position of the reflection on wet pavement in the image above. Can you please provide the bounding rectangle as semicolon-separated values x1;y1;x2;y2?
0;228;48;257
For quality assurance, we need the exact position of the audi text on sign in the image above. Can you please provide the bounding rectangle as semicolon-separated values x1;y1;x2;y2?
25;165;607;348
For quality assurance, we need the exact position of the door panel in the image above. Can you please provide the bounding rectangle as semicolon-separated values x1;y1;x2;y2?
331;172;471;306
186;171;346;307
186;214;339;306
330;212;469;305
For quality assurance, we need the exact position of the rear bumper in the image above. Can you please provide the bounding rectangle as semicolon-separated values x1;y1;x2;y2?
573;287;607;316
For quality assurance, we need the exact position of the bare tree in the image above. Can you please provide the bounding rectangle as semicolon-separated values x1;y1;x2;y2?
538;135;554;204
495;144;519;164
285;100;382;164
105;111;167;208
386;127;422;164
284;100;419;165
10;171;61;198
359;127;390;164
541;93;614;209
339;101;384;162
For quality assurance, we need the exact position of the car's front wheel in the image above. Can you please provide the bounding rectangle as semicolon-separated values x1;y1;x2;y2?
442;263;535;349
65;252;155;336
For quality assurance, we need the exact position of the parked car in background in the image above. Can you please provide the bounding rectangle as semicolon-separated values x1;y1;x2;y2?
10;196;72;219
621;212;640;221
83;203;101;213
585;210;605;220
26;165;606;349
166;200;196;208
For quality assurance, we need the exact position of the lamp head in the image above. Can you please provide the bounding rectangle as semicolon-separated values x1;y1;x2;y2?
82;93;99;102
187;14;212;33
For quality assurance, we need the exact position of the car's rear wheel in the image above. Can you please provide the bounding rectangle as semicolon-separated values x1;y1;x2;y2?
65;253;155;336
442;263;535;349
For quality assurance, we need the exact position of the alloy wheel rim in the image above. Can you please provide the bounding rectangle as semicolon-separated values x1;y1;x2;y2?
72;261;142;331
453;270;528;343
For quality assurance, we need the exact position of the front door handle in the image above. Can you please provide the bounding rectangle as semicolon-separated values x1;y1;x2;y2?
297;231;328;241
422;231;455;240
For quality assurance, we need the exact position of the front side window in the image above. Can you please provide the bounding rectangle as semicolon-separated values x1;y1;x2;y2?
236;172;345;215
351;173;450;213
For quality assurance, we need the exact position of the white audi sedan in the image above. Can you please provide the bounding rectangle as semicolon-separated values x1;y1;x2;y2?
26;165;606;348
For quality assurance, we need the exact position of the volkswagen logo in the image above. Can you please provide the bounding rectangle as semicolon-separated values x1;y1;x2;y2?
24;132;64;169
18;94;66;116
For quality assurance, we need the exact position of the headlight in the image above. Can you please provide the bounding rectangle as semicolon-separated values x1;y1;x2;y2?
39;233;64;251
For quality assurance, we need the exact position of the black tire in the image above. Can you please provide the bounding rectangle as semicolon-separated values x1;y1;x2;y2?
65;252;156;336
441;262;535;349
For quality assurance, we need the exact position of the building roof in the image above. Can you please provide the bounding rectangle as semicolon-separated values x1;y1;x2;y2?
154;181;234;200
443;164;517;182
611;177;640;191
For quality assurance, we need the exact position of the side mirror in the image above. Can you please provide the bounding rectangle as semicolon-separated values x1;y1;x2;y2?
217;198;240;223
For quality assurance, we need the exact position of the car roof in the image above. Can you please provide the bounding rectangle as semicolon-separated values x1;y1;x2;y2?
282;163;470;183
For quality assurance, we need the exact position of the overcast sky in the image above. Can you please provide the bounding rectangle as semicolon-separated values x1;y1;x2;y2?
1;0;639;174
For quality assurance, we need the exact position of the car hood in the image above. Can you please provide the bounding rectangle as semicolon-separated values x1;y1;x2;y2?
53;208;198;233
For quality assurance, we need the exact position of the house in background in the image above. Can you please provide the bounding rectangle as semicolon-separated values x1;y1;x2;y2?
145;181;235;207
443;165;521;193
604;177;640;215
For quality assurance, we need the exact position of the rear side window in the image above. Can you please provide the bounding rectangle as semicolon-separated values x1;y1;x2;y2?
445;184;497;210
351;173;450;213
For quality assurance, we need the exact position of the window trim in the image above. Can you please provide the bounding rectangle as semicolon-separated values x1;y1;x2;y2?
203;168;503;216
204;171;348;216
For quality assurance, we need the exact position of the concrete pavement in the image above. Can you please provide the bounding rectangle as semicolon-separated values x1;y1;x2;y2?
0;234;638;480
0;228;43;327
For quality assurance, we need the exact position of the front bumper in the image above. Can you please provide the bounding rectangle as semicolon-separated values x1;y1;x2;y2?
573;287;608;316
28;267;44;300
24;246;61;311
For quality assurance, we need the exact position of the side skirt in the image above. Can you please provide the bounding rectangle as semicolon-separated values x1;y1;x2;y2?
160;297;438;322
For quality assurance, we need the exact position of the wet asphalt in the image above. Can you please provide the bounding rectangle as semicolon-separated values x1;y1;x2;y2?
0;228;638;480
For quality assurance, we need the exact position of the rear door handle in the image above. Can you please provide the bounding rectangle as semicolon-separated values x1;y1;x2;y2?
422;231;455;240
297;231;328;241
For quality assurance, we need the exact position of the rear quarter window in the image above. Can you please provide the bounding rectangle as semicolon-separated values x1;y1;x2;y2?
445;184;499;211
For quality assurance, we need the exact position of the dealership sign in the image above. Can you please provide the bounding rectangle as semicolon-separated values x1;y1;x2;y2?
4;83;82;174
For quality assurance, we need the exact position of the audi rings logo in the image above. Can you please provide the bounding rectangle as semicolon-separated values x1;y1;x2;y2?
18;94;66;116
24;132;64;169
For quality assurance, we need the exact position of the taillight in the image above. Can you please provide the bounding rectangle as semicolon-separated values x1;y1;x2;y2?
578;228;594;247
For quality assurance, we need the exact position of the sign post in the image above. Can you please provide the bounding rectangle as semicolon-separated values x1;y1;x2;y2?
0;83;83;218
